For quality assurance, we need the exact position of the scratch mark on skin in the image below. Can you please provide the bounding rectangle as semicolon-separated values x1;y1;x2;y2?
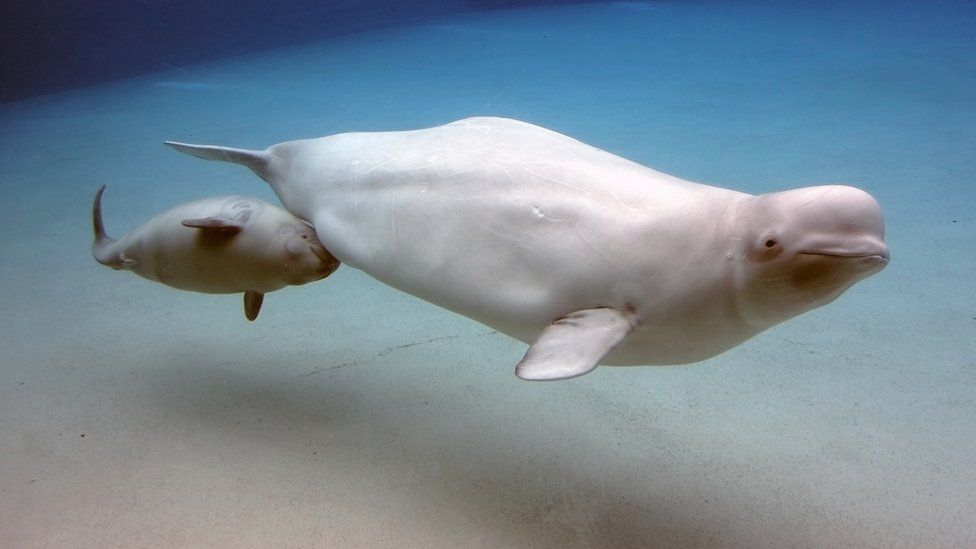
355;158;396;177
794;186;836;211
300;330;499;377
514;162;589;195
572;223;635;277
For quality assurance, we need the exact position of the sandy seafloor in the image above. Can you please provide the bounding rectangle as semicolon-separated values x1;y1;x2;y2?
1;1;974;547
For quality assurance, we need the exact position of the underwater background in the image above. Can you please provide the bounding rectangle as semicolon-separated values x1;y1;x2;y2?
1;1;974;547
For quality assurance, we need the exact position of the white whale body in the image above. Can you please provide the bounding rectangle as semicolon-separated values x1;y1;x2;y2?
91;186;339;320
166;117;888;379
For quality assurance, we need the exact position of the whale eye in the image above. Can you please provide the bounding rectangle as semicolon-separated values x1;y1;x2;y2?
765;239;778;248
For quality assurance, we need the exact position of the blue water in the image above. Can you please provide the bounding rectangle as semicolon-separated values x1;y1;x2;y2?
1;1;974;547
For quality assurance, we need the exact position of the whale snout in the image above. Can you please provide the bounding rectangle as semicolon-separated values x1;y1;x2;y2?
301;234;341;280
866;244;891;266
861;247;891;273
797;185;889;272
310;243;340;273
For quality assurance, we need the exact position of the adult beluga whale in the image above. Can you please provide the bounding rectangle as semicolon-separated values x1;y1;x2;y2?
166;117;889;380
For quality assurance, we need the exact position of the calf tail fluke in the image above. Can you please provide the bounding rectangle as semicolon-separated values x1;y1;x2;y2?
164;141;273;182
91;185;120;268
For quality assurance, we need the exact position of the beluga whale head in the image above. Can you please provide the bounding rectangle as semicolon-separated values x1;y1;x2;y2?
730;184;889;328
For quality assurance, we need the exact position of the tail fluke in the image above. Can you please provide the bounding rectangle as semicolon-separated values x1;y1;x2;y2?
164;141;273;182
91;185;126;269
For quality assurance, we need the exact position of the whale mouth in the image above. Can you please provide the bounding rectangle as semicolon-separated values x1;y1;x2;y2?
799;250;891;261
799;249;890;264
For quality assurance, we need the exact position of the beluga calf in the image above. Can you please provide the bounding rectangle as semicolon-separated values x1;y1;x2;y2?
91;186;339;320
166;117;889;380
